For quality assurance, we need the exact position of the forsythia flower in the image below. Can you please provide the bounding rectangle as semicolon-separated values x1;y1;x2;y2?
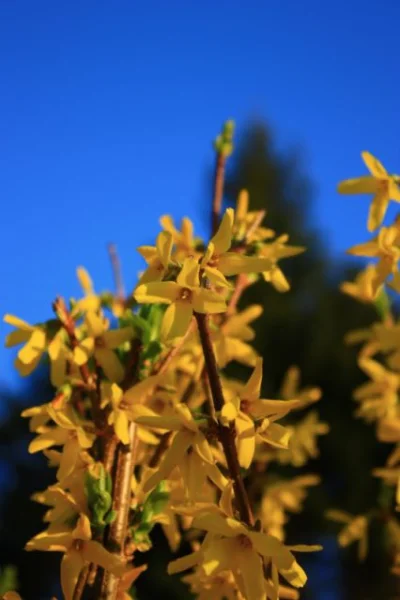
26;514;125;600
212;304;263;368
338;151;400;232
4;314;47;377
74;267;101;313
73;311;133;382
133;403;227;498
340;264;381;302
137;231;174;284
220;359;299;467
347;223;400;290
168;506;321;600
326;510;369;561
134;257;226;342
201;209;275;286
260;235;304;293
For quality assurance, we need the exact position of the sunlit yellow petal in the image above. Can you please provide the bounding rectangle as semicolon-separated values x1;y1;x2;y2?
161;302;193;342
211;208;234;255
77;267;93;294
60;549;85;600
218;253;272;276
134;281;179;304
143;431;193;492
4;314;34;331
82;540;125;575
337;176;378;195
157;230;173;267
18;329;46;364
367;191;389;232
114;409;130;444
176;257;200;288
167;550;202;575
5;329;32;347
362;151;387;178
238;548;266;600
192;513;245;537
85;312;105;338
95;348;124;383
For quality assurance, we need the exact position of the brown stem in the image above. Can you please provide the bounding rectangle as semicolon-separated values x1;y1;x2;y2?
72;566;89;600
212;153;227;235
54;298;107;434
108;243;125;300
100;340;142;600
194;312;254;526
226;273;251;316
149;432;172;469
102;422;138;599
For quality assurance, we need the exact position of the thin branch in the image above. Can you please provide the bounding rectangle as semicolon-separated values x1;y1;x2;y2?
102;422;138;599
226;273;251;316
54;297;106;433
108;243;126;300
195;312;254;526
100;339;142;600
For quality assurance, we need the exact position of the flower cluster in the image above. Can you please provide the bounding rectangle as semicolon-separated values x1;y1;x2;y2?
330;152;400;571
3;122;325;600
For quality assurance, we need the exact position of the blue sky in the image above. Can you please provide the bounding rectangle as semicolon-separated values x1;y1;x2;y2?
1;0;400;390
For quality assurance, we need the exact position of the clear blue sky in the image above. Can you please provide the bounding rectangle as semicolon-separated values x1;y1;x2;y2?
1;0;400;390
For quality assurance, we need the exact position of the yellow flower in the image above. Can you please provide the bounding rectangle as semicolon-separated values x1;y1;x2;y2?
326;510;369;561
260;475;320;540
220;359;299;468
32;484;86;526
137;231;174;284
347;224;400;290
201;209;276;286
28;404;95;481
133;403;227;498
275;412;329;467
74;267;101;313
354;358;400;421
340;264;381;302
280;366;322;410
168;510;321;600
73;312;133;382
159;214;197;262
134;257;226;342
4;314;47;377
101;382;130;444
182;568;241;600
260;235;305;293
26;514;125;600
4;314;72;386
213;305;263;368
338;151;400;232
233;189;274;243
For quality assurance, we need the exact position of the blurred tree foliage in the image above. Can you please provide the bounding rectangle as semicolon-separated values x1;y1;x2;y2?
0;121;398;599
225;122;397;599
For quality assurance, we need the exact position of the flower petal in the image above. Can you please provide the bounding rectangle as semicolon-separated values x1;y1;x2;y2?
362;151;387;178
177;257;200;288
238;548;266;600
134;281;179;304
95;348;124;383
337;176;378;195
61;550;85;600
211;208;234;255
161;302;193;342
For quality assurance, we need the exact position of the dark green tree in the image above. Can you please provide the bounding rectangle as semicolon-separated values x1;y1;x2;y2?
225;121;395;599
